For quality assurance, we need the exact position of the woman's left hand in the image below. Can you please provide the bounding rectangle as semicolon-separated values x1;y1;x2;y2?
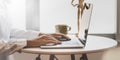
39;33;71;41
50;33;71;40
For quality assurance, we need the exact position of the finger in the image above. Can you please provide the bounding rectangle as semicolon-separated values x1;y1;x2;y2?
51;34;62;39
46;40;61;44
50;33;64;39
56;33;71;40
39;35;53;40
51;37;62;44
61;35;71;40
50;33;71;40
52;40;61;44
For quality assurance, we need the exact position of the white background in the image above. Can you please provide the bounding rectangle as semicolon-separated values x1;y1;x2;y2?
40;0;117;34
6;0;117;34
7;0;26;29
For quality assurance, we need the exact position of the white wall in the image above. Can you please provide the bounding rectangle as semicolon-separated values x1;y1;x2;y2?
7;0;26;29
26;0;40;31
40;0;117;34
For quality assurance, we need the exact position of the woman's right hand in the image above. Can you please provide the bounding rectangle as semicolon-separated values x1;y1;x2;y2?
26;35;61;47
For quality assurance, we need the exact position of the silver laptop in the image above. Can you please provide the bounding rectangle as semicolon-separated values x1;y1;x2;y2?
41;3;93;49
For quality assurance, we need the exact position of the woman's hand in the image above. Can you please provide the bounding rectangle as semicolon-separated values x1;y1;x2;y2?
39;33;71;41
50;33;71;40
26;35;61;47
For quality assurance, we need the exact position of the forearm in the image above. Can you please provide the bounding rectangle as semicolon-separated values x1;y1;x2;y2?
0;39;27;55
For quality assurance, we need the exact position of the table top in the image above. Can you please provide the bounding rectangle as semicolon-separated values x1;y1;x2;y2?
21;35;118;55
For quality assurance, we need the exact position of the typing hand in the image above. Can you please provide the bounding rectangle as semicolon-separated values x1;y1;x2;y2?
50;33;71;41
26;35;61;47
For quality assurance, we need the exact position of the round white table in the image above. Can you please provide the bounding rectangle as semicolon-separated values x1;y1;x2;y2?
21;35;118;60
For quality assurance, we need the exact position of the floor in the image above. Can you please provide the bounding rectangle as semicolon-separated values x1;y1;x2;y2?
102;42;120;60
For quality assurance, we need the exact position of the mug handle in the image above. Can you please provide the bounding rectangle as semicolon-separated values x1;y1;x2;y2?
67;26;71;31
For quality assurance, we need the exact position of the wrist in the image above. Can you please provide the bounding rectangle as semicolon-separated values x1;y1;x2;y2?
26;40;35;47
26;39;42;47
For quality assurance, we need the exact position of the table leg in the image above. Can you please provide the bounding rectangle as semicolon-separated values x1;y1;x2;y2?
36;54;41;60
71;54;75;60
80;54;88;60
50;54;58;60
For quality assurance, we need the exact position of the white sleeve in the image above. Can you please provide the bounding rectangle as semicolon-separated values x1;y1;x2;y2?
0;39;27;55
10;29;40;39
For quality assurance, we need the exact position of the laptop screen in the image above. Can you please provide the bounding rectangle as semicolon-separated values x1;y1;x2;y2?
78;3;93;44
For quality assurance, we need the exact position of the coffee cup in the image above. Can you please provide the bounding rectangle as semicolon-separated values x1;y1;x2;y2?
55;24;71;35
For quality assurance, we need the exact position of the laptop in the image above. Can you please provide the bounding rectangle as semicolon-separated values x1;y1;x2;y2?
41;3;93;49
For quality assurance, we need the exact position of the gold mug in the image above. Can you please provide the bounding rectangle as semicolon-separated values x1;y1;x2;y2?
55;24;71;35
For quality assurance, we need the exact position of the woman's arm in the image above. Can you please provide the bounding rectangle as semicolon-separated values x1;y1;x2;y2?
10;28;70;40
0;35;61;55
0;39;27;55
